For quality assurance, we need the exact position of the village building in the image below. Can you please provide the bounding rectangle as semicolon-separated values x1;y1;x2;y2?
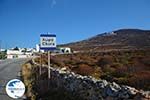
59;47;72;54
7;47;34;59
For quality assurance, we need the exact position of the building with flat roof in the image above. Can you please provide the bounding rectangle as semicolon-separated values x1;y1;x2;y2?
7;47;34;59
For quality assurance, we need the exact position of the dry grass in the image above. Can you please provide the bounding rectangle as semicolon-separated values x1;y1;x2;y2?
21;61;38;100
37;49;150;91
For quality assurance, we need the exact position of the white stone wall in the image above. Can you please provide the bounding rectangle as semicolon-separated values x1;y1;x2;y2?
33;59;150;100
49;67;150;100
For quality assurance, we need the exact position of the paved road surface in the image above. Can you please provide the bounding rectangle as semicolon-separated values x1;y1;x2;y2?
0;59;29;100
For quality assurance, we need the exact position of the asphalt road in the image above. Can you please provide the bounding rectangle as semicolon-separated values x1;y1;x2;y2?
0;59;29;100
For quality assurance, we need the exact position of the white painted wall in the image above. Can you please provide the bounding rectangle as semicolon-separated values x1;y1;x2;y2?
60;47;71;53
7;49;32;59
7;54;28;59
7;50;23;55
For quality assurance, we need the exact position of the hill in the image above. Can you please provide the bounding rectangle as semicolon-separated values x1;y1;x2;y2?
61;29;150;51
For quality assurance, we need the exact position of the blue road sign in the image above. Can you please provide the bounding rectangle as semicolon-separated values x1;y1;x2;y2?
40;34;56;51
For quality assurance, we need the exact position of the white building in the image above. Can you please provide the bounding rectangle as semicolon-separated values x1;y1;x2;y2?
59;47;71;54
35;44;44;53
0;49;6;52
36;44;40;52
7;49;26;59
7;48;34;59
34;44;72;54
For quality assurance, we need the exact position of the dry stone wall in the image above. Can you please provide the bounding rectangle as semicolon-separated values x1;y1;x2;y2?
33;59;150;100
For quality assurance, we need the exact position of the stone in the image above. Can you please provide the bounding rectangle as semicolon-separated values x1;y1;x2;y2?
141;91;150;99
103;80;108;87
61;67;67;71
112;82;121;90
106;85;118;97
33;58;150;100
124;86;138;95
118;91;129;99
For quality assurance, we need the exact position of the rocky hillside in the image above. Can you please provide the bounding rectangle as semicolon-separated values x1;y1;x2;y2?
62;29;150;51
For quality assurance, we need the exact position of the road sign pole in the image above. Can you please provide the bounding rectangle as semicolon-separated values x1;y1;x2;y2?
40;33;56;88
48;51;51;88
48;51;51;79
40;51;42;75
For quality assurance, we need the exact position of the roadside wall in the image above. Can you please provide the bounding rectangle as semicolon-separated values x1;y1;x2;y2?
33;60;150;100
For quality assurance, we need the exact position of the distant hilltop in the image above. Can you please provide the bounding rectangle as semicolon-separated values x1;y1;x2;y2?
61;29;150;51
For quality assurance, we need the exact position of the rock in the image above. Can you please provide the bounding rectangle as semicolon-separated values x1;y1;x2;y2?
105;96;115;100
118;91;129;99
141;91;150;99
112;82;121;90
33;60;150;100
124;86;138;95
103;80;108;87
61;67;67;71
59;70;66;74
77;75;84;79
106;84;119;97
92;77;99;83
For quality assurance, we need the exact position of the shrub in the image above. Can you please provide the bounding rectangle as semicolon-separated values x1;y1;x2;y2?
91;67;102;79
128;71;150;90
97;56;113;67
115;77;129;85
74;64;94;76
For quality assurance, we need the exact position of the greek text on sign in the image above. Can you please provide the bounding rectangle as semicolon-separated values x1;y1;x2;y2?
40;34;56;50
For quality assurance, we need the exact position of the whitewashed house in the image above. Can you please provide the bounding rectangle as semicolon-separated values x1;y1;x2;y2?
0;49;6;52
7;47;34;59
59;47;71;54
7;49;26;59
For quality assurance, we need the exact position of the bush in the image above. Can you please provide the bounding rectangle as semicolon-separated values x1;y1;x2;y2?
74;64;94;76
22;61;38;99
0;51;6;59
115;77;129;85
128;71;150;90
91;67;102;79
97;56;113;67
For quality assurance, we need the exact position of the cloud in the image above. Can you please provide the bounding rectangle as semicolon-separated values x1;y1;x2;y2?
51;0;56;8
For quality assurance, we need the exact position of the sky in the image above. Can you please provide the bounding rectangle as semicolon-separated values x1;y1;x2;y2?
0;0;150;49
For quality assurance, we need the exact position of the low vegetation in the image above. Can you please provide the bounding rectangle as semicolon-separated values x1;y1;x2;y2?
35;49;150;91
0;51;6;59
21;61;38;100
22;59;79;100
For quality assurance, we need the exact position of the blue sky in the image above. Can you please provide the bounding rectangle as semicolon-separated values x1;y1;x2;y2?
0;0;150;48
